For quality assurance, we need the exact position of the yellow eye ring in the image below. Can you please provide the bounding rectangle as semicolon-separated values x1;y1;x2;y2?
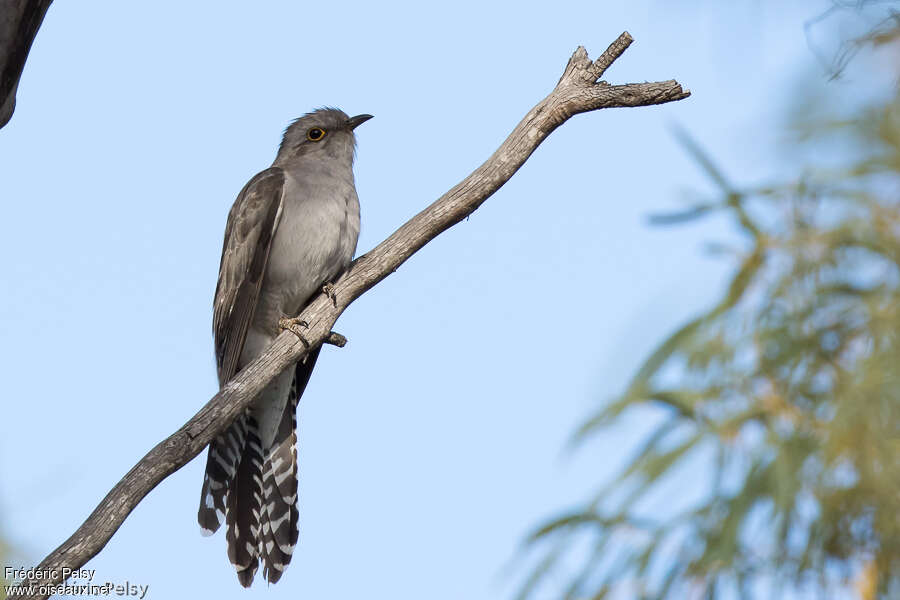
307;127;326;142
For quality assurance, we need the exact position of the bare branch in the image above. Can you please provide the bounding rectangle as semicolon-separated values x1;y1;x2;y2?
324;331;347;348
591;31;634;79
12;34;689;599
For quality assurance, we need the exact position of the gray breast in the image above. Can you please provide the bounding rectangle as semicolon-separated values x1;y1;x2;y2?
251;168;360;334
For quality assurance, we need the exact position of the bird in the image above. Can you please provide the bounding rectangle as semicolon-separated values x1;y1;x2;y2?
197;108;372;586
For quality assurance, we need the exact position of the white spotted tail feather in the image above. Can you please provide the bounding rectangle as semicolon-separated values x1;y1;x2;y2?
198;353;319;586
259;390;301;583
198;413;265;586
226;414;265;586
198;418;247;537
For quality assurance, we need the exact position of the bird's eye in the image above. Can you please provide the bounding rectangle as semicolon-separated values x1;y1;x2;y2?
307;127;326;142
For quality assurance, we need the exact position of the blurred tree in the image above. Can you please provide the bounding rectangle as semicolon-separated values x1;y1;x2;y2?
519;8;900;600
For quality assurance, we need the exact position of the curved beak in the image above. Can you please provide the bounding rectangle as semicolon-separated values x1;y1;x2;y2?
347;114;374;130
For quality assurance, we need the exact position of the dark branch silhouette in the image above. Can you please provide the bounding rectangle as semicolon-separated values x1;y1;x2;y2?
0;0;52;128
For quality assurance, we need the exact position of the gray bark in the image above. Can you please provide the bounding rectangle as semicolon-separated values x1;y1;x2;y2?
11;33;689;599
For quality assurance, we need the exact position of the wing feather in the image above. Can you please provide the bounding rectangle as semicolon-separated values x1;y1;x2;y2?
213;167;286;386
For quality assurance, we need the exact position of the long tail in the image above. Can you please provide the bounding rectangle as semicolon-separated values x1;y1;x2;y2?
198;413;264;587
259;347;319;583
198;418;246;535
259;391;300;582
226;415;264;586
198;348;320;587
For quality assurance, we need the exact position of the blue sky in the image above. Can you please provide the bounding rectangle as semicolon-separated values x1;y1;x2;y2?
0;1;862;598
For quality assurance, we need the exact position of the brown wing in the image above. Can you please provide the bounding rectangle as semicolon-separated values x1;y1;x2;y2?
213;167;285;386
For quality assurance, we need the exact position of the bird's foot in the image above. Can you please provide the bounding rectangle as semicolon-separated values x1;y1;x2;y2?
279;316;310;348
322;282;338;307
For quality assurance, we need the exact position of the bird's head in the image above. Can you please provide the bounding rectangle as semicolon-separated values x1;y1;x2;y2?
274;107;372;167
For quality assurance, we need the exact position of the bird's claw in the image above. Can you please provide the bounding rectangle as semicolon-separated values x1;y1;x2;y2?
322;282;338;307
279;316;310;348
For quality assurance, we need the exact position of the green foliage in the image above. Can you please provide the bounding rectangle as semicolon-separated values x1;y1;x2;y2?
520;33;900;600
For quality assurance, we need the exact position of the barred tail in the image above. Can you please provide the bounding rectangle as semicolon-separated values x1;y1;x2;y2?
259;348;318;583
199;348;320;587
259;393;300;583
198;418;247;535
225;415;264;587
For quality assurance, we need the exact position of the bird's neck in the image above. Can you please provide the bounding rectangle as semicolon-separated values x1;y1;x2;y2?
274;156;355;189
273;153;353;178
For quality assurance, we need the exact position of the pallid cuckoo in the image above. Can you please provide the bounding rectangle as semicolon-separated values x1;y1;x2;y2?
198;108;372;586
